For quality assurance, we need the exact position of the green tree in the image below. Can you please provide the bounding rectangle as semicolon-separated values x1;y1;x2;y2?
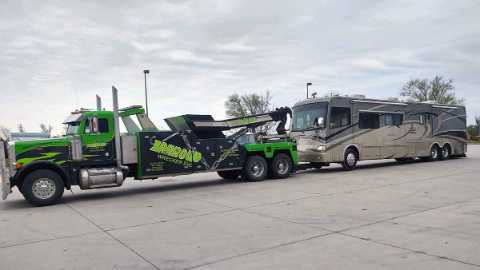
225;91;272;117
400;76;464;105
467;116;480;140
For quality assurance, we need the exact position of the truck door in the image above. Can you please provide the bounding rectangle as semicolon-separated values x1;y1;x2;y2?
81;115;115;163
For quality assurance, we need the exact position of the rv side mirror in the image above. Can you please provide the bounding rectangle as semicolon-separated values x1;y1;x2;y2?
314;117;325;128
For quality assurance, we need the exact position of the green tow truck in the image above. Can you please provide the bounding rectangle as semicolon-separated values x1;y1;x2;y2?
0;87;297;206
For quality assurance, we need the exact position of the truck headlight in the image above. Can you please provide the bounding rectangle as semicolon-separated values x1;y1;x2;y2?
316;145;326;151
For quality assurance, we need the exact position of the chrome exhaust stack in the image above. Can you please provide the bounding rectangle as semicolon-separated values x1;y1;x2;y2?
96;94;102;111
112;86;123;169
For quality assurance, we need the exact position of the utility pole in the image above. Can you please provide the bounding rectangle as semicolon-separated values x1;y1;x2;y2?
143;69;150;116
306;82;312;99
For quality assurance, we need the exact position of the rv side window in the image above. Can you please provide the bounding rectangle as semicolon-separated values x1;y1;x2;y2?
385;114;403;126
329;107;351;129
359;113;380;129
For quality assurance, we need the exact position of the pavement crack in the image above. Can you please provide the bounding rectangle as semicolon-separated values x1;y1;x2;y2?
186;231;334;270
339;231;480;268
65;203;161;270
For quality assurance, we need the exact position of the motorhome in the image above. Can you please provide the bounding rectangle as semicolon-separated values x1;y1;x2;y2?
291;96;467;170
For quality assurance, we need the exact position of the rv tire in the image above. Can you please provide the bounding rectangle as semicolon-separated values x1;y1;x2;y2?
441;144;451;160
342;148;358;170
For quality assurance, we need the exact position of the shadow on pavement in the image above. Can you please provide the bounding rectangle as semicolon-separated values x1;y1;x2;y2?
1;157;466;209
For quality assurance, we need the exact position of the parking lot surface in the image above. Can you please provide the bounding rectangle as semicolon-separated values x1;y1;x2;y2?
1;145;479;270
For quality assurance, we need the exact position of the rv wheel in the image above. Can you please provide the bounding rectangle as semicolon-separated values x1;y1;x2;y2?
243;155;268;181
429;145;441;161
342;148;358;170
441;145;451;160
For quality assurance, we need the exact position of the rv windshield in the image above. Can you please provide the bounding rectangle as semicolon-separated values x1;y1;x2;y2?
292;102;328;131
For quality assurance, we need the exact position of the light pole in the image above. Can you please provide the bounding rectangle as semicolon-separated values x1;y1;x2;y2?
143;69;150;116
306;82;312;99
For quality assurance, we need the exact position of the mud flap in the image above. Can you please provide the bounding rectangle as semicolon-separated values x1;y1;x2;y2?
0;139;11;200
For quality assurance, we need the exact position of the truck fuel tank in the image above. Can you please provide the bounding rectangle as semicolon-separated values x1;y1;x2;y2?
79;167;124;190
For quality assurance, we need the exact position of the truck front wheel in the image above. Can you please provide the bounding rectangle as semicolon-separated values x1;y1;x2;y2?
243;155;268;181
270;153;293;179
21;169;65;207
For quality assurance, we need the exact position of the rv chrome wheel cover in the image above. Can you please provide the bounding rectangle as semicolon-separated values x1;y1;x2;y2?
346;153;356;166
32;178;56;200
276;159;289;175
249;161;265;177
431;148;438;159
442;148;450;158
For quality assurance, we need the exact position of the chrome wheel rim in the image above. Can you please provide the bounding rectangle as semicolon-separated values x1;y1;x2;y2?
346;153;356;167
32;178;56;200
250;161;265;178
431;148;438;159
442;148;449;159
276;159;289;175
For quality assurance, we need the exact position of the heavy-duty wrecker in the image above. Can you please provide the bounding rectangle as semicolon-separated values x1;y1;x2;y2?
0;87;297;206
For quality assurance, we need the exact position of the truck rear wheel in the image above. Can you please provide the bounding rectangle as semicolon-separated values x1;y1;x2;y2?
270;153;292;179
243;155;268;181
217;170;241;180
21;169;64;207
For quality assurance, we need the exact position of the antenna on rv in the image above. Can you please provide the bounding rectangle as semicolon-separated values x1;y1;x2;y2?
96;95;102;111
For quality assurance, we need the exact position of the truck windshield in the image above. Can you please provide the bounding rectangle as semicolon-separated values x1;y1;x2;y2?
292;102;328;131
65;122;80;135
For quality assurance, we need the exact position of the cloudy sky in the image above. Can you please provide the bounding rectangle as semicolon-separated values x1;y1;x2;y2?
1;0;479;134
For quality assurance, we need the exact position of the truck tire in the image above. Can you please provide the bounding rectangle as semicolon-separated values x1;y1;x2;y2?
243;155;268;181
341;148;358;170
217;170;241;180
20;169;65;207
270;153;292;179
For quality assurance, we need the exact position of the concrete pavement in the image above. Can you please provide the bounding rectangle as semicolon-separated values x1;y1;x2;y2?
1;145;479;269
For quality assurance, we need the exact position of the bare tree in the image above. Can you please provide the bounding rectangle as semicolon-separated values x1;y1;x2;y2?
225;91;272;117
17;124;25;133
476;116;480;136
400;76;464;105
40;124;53;136
225;91;273;133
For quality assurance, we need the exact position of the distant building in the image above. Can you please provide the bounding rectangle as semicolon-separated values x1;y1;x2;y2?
10;132;50;141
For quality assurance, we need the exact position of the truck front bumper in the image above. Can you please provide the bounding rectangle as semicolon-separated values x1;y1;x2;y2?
0;139;12;200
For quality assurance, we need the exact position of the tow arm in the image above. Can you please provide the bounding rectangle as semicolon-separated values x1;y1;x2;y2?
0;135;12;200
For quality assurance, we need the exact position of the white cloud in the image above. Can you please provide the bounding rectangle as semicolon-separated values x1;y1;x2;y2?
0;0;479;136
